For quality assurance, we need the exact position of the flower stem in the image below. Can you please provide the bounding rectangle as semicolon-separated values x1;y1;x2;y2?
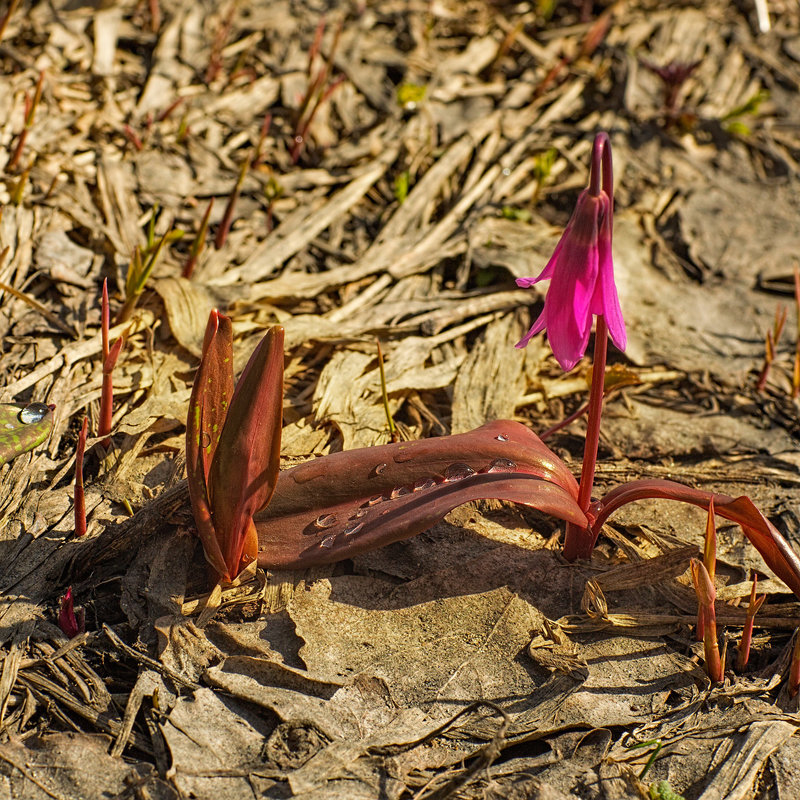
589;131;612;198
563;315;608;560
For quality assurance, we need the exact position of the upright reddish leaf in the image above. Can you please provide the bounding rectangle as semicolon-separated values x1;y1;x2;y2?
186;311;234;579
210;326;284;578
255;420;585;569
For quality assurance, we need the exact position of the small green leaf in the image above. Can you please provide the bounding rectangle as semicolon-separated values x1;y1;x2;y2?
0;402;53;466
397;83;426;109
393;171;410;204
533;147;558;183
501;206;531;222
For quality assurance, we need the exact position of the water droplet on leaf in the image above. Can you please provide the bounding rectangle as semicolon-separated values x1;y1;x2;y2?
390;486;411;499
320;535;336;548
373;463;387;475
367;495;383;506
342;521;364;537
19;403;49;424
444;463;476;482
495;433;509;442
314;513;337;529
487;457;517;473
413;477;437;492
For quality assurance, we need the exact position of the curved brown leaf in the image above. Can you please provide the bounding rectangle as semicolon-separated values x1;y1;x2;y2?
256;420;585;569
591;479;800;601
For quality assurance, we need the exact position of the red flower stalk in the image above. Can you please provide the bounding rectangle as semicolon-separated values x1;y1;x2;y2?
736;573;766;670
99;279;124;448
74;417;88;537
691;557;723;683
515;132;626;560
57;587;85;639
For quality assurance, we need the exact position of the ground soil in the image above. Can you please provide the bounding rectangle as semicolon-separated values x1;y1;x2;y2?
0;1;799;798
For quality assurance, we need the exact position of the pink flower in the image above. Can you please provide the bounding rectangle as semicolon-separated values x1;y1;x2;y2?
515;134;626;372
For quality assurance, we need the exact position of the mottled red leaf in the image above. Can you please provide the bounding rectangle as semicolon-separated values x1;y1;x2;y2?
256;420;585;569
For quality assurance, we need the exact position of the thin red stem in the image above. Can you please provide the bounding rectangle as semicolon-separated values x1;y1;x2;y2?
562;316;608;560
577;317;608;513
588;132;611;198
737;574;765;670
99;279;120;448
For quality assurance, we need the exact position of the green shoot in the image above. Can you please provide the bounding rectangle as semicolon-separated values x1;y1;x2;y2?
118;214;184;323
182;199;214;279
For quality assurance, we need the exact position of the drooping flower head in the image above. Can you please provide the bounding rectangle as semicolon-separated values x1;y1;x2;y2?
516;132;626;371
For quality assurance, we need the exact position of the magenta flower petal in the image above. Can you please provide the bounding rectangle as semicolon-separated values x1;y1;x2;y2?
515;147;627;371
590;212;627;352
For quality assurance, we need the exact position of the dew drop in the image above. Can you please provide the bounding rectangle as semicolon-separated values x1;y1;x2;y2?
342;521;364;537
367;495;383;506
320;534;336;548
487;457;517;473
294;135;304;144
353;508;368;518
495;433;509;442
200;431;212;448
373;463;388;476
444;463;476;482
390;486;411;499
19;403;49;424
413;477;437;492
314;513;337;529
